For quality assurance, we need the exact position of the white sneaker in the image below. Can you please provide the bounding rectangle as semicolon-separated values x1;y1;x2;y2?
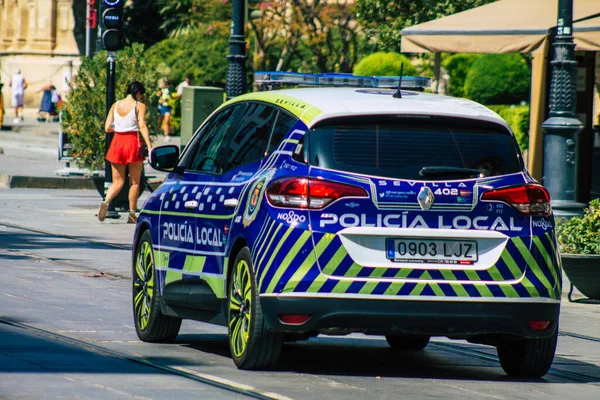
163;136;171;143
13;118;19;124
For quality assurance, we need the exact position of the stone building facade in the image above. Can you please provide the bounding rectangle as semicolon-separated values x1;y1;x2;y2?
0;0;80;109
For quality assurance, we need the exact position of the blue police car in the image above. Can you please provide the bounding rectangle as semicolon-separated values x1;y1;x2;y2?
132;72;561;377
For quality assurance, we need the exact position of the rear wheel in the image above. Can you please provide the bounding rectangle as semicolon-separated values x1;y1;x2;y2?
133;230;181;342
496;330;558;378
385;335;430;350
227;247;283;370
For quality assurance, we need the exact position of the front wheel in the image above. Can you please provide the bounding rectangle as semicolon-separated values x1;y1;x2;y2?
227;247;283;370
496;330;558;378
133;230;181;342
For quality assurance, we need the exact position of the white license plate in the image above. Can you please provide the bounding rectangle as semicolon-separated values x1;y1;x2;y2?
386;238;478;264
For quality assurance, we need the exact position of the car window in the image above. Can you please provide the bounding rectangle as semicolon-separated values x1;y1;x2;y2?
186;104;246;173
309;118;522;180
267;111;298;154
218;103;278;172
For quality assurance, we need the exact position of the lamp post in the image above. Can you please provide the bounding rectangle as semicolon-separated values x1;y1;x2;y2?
541;0;585;216
226;0;247;100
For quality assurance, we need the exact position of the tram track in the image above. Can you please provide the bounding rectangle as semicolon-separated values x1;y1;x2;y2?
0;318;290;400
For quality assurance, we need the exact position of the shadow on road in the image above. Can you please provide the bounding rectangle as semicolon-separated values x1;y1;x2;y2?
179;333;600;384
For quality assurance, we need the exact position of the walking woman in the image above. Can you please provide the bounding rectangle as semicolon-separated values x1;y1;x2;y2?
98;81;153;223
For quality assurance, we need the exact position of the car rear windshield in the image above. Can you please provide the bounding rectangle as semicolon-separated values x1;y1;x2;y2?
308;118;522;181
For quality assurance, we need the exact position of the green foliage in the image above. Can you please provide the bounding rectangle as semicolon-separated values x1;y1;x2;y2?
145;25;229;89
124;0;165;47
487;105;530;151
355;0;496;52
464;54;531;105
556;199;600;255
353;52;417;77
61;44;169;171
157;0;231;38
249;0;372;74
442;53;481;98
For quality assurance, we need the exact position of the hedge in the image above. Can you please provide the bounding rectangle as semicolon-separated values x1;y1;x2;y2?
464;54;531;105
353;52;417;77
487;105;530;151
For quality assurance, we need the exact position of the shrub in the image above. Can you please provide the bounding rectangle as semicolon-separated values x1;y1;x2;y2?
61;44;169;171
442;53;481;98
556;199;600;255
145;24;229;90
464;54;531;105
353;52;417;77
487;105;530;151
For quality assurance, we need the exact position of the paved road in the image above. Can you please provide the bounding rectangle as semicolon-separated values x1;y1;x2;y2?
0;189;599;399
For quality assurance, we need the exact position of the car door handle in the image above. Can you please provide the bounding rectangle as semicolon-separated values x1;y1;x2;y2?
184;200;198;210
224;199;238;208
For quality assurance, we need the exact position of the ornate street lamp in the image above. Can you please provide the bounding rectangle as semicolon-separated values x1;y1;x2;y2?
542;0;585;216
226;0;247;100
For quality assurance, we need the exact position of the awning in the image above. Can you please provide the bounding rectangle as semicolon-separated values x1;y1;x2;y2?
401;0;600;54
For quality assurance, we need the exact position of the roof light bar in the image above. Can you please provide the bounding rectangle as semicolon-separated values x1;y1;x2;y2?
255;72;431;90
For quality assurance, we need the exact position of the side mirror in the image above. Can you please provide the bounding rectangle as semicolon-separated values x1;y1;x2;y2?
149;145;180;172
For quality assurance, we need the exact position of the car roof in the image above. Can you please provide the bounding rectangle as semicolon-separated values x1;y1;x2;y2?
226;87;510;130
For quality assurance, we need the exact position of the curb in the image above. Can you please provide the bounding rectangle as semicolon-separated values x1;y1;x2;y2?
0;174;165;191
0;174;97;190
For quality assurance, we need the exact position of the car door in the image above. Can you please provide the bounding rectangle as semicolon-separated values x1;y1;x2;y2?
199;102;279;282
178;103;249;301
157;105;244;304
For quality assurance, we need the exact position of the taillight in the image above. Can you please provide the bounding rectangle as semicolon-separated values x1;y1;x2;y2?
481;184;551;216
266;177;368;209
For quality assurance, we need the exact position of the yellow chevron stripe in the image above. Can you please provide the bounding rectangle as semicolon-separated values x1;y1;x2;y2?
266;231;312;293
259;225;294;289
513;237;555;298
283;233;335;293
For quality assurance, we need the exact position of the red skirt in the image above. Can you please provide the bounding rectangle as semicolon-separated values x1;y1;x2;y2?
106;131;145;164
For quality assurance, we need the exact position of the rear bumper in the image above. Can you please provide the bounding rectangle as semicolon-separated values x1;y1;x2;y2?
260;296;560;339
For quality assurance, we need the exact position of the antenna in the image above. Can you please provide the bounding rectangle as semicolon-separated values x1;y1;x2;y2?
393;64;404;98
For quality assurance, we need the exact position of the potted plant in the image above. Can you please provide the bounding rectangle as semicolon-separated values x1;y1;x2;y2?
555;198;600;300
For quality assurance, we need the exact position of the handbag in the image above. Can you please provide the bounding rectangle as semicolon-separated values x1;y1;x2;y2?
137;141;149;159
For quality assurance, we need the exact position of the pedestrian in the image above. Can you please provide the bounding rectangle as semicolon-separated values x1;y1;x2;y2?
37;83;54;122
176;73;193;98
9;69;27;124
156;78;172;142
98;81;153;224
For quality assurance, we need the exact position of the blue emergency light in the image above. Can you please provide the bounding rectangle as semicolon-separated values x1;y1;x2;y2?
254;71;431;90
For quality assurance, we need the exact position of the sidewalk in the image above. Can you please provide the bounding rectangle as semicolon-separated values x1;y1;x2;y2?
0;109;177;189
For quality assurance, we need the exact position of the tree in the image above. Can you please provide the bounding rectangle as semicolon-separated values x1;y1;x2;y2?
157;0;231;38
250;0;371;73
355;0;497;52
61;44;169;171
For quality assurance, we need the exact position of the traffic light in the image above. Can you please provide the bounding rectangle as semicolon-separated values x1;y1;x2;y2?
100;0;124;51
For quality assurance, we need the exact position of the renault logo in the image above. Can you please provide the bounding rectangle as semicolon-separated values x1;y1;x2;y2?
417;187;435;210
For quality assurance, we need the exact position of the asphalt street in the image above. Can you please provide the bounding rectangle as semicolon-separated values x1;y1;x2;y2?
0;189;599;400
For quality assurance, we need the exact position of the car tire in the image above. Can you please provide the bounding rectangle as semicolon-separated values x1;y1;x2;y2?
133;230;182;343
496;329;558;378
385;335;430;350
227;247;284;370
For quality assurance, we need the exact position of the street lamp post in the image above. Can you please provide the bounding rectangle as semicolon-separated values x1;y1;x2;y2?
226;0;247;100
541;0;586;216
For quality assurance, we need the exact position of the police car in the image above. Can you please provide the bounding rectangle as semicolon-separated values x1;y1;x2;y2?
132;72;561;377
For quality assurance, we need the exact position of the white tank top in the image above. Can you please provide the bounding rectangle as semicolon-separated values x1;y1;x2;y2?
11;74;25;94
113;101;139;132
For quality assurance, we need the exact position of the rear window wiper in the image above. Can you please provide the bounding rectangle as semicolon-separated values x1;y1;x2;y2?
419;166;486;178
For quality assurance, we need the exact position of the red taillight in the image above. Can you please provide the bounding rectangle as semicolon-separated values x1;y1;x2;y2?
481;184;551;216
279;314;311;325
267;178;368;209
529;320;551;331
